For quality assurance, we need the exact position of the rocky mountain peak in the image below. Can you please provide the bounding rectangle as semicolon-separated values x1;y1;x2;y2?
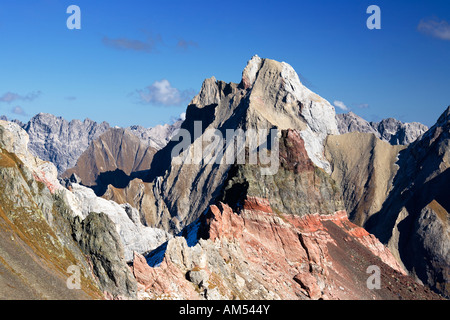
336;112;428;145
243;56;339;172
118;56;343;234
62;126;157;195
241;54;263;89
434;105;450;128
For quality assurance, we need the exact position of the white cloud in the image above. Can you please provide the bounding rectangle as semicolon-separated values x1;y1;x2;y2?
11;106;27;116
0;91;41;104
357;103;369;109
333;100;349;111
137;80;194;107
102;31;163;53
177;39;198;51
418;17;450;41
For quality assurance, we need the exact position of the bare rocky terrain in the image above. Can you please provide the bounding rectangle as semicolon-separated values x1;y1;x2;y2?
336;111;428;145
0;56;448;300
327;108;450;298
62;127;157;195
0;113;183;175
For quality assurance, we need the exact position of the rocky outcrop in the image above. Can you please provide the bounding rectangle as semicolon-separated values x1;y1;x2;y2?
220;129;344;218
336;112;428;145
71;212;138;299
62;128;157;195
61;183;170;262
103;178;160;229
107;55;340;234
133;200;439;300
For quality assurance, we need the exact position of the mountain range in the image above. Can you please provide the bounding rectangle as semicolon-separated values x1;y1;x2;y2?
0;55;447;300
0;113;183;174
336;111;428;145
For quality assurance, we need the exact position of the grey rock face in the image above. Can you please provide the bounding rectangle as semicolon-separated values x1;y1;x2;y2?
411;202;450;296
23;113;111;174
336;112;428;145
62;182;170;262
18;113;184;175
72;212;138;299
128;118;183;150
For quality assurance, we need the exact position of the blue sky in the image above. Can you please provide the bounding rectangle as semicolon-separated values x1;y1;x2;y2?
0;0;449;128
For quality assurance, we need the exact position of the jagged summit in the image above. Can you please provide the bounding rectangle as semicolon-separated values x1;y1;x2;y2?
190;55;339;171
240;54;263;89
0;56;448;300
106;55;342;233
336;111;428;145
5;112;183;174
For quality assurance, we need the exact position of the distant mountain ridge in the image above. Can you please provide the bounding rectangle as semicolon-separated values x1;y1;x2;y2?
62;127;157;196
336;111;428;145
0;113;183;174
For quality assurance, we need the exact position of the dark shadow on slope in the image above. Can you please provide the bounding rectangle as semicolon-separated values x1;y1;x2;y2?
92;168;149;196
218;164;250;212
145;103;217;182
364;147;415;243
145;242;168;267
396;168;450;290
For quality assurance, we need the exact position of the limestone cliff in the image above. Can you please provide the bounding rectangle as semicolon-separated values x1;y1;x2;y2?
105;55;340;234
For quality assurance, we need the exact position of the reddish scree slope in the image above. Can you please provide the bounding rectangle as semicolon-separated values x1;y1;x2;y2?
132;196;441;300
